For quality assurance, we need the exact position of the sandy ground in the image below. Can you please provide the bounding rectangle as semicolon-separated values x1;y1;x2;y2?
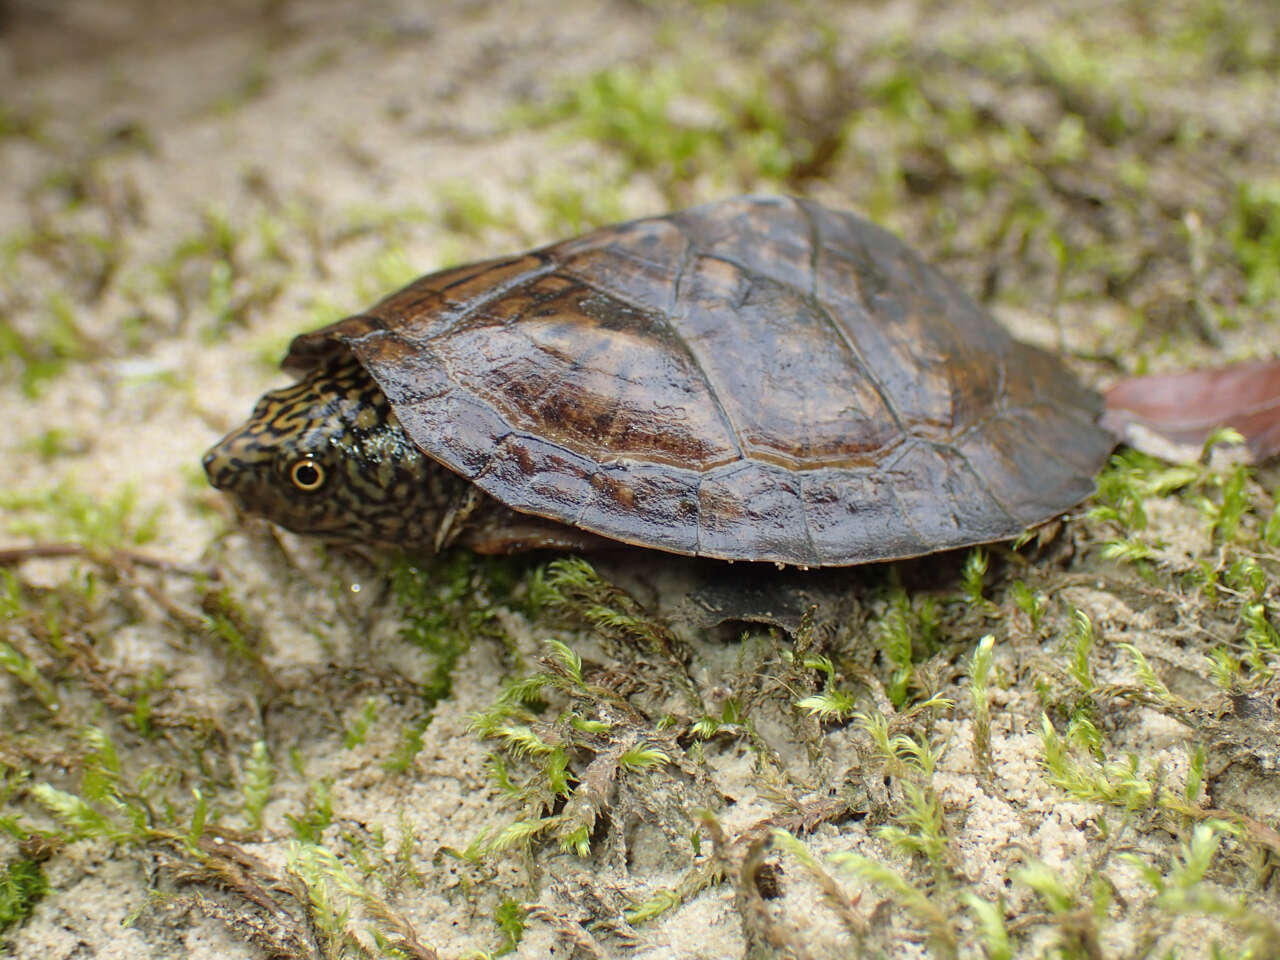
2;1;1279;958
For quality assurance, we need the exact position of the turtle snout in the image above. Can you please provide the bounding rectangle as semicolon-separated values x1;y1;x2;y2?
202;446;224;489
202;442;240;491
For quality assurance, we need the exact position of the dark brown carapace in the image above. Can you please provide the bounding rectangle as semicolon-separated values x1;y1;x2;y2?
206;196;1118;566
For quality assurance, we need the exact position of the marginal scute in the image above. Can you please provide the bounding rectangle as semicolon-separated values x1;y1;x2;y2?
878;442;1012;545
799;466;927;564
284;195;1113;565
955;405;1109;524
696;461;809;561
478;432;598;516
397;389;510;479
577;461;701;555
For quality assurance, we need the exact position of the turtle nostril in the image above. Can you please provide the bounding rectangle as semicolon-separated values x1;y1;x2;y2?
202;449;227;488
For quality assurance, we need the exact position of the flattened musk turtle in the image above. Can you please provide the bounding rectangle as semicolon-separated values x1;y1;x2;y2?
203;195;1117;567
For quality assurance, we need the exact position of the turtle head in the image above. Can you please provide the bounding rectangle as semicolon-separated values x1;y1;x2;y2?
203;358;449;546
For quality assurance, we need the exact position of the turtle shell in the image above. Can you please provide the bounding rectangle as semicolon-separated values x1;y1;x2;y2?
283;195;1113;566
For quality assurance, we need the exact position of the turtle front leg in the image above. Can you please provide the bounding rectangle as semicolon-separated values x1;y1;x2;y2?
434;485;485;552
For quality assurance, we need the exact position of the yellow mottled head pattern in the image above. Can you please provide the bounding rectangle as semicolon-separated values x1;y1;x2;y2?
203;358;467;548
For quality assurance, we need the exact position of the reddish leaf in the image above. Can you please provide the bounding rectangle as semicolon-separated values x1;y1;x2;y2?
1102;357;1280;463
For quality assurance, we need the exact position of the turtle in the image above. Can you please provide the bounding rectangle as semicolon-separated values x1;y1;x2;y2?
203;195;1118;568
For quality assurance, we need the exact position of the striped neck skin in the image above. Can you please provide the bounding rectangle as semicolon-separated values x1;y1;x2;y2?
203;358;469;549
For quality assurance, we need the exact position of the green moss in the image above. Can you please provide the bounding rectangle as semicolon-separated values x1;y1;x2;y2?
1039;714;1159;812
353;245;420;304
392;554;486;706
148;206;292;343
527;170;628;238
1175;0;1280;73
875;587;941;708
463;561;727;863
0;858;48;932
1008;580;1046;633
343;697;380;749
529;557;688;669
20;428;87;462
960;548;988;606
832;848;957;954
284;779;334;844
434;181;511;239
241;740;274;831
514;65;713;176
0;293;92;398
794;655;857;723
1228;180;1280;309
0;482;162;549
0;641;59;715
967;635;996;776
513;53;854;199
492;896;526;955
1122;822;1280;955
286;840;432;956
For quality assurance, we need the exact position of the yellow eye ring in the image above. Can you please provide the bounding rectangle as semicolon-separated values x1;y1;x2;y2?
290;458;325;491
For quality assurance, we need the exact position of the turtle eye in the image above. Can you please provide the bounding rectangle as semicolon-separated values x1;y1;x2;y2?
290;458;325;491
